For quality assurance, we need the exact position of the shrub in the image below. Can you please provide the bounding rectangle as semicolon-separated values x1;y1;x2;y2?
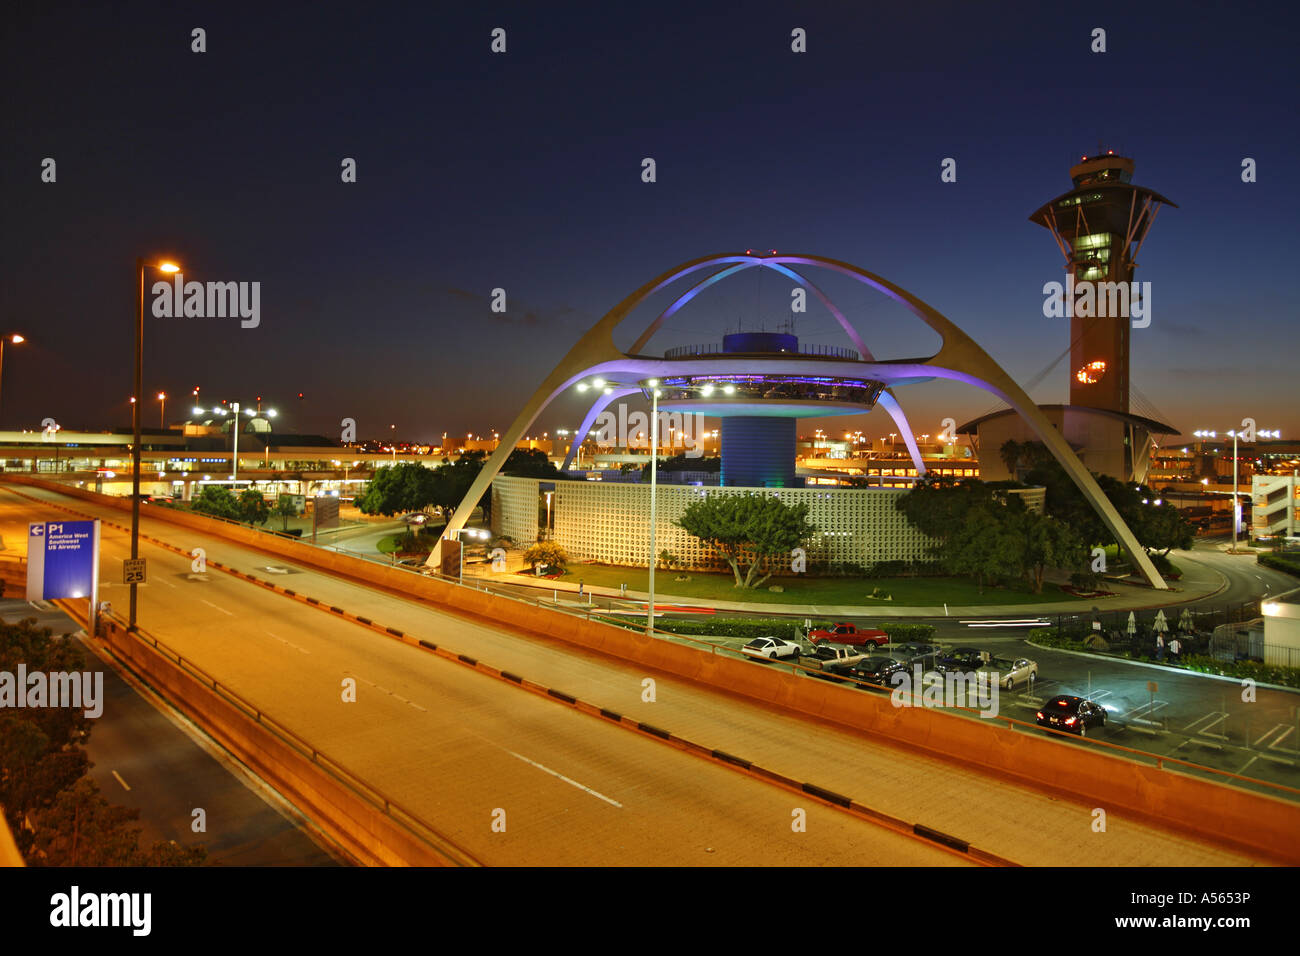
1259;553;1300;578
524;541;569;570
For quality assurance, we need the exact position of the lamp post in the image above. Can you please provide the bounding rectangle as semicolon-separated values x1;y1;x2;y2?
1194;425;1281;552
130;258;180;631
575;376;726;632
0;333;26;421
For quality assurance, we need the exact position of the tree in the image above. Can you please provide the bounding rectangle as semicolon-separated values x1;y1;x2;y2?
237;488;270;525
642;454;721;477
1139;501;1195;556
523;541;568;572
943;505;1022;592
1017;511;1087;593
28;778;205;867
676;493;817;588
356;461;438;517
429;451;491;520
190;486;241;521
273;495;299;531
0;619;206;866
502;448;561;479
896;476;1000;559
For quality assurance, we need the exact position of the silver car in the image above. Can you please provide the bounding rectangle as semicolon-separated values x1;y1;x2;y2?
977;656;1039;690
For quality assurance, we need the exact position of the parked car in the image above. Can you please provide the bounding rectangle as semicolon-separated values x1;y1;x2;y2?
936;646;987;673
800;644;869;680
977;656;1039;690
1036;695;1107;736
891;642;944;670
843;655;910;688
740;637;802;662
808;622;889;647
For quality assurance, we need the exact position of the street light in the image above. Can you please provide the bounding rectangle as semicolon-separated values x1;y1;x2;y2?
1194;425;1282;552
130;258;181;631
574;375;720;633
0;333;26;422
215;400;274;487
157;392;166;429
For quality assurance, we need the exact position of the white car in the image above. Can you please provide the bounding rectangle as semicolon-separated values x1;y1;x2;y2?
977;656;1039;690
740;637;802;661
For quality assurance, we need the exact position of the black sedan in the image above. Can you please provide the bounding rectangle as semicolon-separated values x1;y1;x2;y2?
936;646;986;673
1036;695;1107;737
844;656;910;689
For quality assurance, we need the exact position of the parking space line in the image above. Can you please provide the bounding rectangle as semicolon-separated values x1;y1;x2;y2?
1267;726;1298;753
1183;711;1228;735
1254;724;1287;748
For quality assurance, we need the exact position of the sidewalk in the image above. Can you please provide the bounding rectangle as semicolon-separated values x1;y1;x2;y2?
468;550;1232;619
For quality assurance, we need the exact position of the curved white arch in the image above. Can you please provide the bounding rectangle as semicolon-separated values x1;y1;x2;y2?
429;253;1167;589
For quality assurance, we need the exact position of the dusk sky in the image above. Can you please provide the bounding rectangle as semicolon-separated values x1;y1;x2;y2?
3;1;1296;445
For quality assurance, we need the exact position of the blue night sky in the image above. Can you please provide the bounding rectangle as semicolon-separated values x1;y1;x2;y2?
3;0;1296;444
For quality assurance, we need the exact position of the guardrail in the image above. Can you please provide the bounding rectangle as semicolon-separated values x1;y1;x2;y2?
663;342;861;360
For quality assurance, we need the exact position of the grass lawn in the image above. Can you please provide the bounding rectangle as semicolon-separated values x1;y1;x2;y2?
560;564;1083;607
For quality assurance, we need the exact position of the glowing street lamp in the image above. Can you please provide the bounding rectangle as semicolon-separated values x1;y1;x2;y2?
0;333;26;421
130;258;182;630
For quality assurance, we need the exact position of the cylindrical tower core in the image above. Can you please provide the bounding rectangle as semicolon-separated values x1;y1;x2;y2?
719;331;799;487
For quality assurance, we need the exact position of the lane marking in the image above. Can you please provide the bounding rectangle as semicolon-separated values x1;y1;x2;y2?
111;770;131;792
265;631;310;655
200;599;234;616
504;749;623;807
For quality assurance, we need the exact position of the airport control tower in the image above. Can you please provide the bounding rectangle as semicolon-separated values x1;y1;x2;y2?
963;154;1179;482
1029;152;1176;414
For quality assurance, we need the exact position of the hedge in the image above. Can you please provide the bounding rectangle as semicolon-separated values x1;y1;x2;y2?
627;617;935;643
1258;553;1300;578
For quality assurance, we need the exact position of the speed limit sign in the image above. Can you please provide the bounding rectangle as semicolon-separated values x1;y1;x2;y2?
123;558;147;584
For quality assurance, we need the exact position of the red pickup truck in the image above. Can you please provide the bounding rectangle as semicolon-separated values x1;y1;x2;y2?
807;622;889;647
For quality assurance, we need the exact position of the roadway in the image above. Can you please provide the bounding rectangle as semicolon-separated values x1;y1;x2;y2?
0;484;1276;865
0;599;339;865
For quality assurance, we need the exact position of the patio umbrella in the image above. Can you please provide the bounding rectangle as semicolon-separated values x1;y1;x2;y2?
1153;609;1169;633
1126;611;1137;636
1178;607;1194;632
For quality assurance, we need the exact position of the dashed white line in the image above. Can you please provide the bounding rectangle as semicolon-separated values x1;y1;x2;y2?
200;599;234;616
505;750;623;807
111;770;131;792
265;631;310;655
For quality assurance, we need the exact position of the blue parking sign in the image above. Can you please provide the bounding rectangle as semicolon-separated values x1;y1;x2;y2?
27;520;100;602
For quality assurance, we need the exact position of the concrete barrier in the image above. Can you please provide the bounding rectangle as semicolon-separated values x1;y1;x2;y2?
7;476;1299;862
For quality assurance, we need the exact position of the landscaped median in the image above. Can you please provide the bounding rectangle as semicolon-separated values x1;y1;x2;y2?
558;562;1090;608
612;616;936;644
